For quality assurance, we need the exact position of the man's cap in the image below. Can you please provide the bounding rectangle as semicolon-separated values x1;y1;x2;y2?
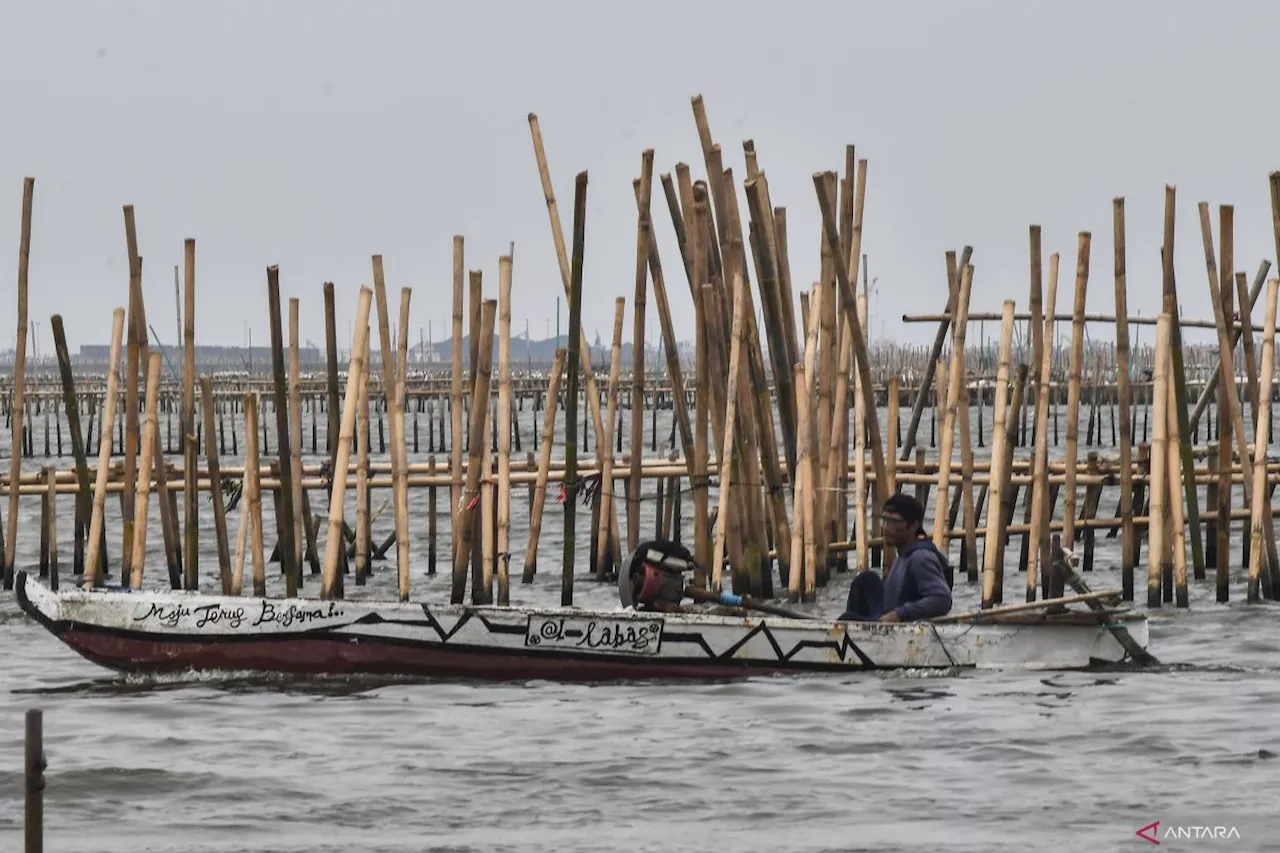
883;493;926;526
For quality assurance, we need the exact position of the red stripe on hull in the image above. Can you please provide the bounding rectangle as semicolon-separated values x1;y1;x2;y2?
58;628;787;681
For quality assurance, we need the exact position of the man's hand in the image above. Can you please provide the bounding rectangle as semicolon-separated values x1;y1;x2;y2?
879;610;901;624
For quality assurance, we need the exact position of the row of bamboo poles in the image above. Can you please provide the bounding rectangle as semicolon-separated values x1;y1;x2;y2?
5;96;1280;611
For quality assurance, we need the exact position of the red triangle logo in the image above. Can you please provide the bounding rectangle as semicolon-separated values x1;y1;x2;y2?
1136;821;1160;845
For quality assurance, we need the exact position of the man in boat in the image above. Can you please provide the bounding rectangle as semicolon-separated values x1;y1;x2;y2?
840;494;953;623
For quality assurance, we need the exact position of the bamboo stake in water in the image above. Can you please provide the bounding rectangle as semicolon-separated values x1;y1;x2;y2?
1199;203;1280;581
630;153;653;554
245;393;267;596
6;178;33;587
83;308;125;589
355;334;370;585
1164;344;1189;607
266;266;299;597
561;171;588;608
1112;199;1136;597
450;236;465;557
497;255;514;604
200;377;233;594
1247;279;1279;602
981;300;1016;607
711;268;747;591
321;287;373;599
451;300;498;604
1060;233;1091;570
182;239;198;591
129;353;162;589
932;265;973;551
1027;253;1061;601
372;258;411;601
1148;314;1171;608
522;348;566;582
789;363;810;602
288;298;305;571
597;299;626;579
854;294;869;572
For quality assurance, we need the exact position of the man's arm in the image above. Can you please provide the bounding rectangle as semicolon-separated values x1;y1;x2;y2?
895;553;953;621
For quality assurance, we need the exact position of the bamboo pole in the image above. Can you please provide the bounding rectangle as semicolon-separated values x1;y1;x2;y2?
321;288;373;599
372;258;411;601
1162;187;1205;579
711;268;747;591
1189;263;1268;431
981;301;1016;607
452;300;498;604
129;353;162;589
288;298;305;573
497;255;514;604
789;364;810;602
83;308;124;589
597;299;625;579
122;209;141;587
244;394;266;596
4;178;32;587
182;239;198;590
1164;344;1188;607
813;171;889;510
49;316;93;579
527;117;619;553
1027;253;1061;600
395;287;412;593
1199;202;1280;581
356;334;370;585
200;377;232;594
1112;199;1136;599
1148;314;1170;608
230;409;252;596
1247;279;1279;602
450;236;465;559
932;265;973;551
522;348;566;581
561;171;589;606
854;294;869;572
265;266;299;597
630;152;653;553
1060;233;1091;565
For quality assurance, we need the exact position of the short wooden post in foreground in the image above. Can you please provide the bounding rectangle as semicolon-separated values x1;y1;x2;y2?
25;708;44;853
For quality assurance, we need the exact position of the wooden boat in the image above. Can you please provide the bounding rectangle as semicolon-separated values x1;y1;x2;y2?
15;570;1150;680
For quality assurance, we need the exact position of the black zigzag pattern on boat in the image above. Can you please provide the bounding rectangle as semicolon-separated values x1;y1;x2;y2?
417;605;525;641
716;621;786;660
785;634;877;667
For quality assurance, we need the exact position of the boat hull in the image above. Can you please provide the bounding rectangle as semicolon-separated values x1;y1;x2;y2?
14;573;1150;680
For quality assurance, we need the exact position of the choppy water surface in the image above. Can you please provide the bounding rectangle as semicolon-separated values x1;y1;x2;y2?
0;404;1278;852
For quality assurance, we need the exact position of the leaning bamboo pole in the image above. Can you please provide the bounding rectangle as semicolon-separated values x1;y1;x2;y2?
854;294;869;572
1164;342;1189;607
932;265;973;551
1199;202;1280;583
630;153;653;554
288;298;305;573
4;177;34;586
1247;279;1279;602
82;308;125;589
321;287;373;599
522;348;566;582
355;335;371;585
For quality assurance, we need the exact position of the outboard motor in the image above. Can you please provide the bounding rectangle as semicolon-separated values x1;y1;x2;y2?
618;540;697;610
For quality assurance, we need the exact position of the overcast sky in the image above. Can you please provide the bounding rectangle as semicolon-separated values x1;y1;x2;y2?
3;0;1279;358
